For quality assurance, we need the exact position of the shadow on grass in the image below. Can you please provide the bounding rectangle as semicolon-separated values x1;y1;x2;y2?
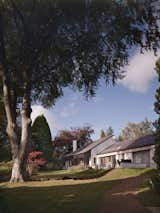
0;170;155;213
0;171;10;182
138;188;160;207
0;179;119;213
0;168;111;183
32;168;111;181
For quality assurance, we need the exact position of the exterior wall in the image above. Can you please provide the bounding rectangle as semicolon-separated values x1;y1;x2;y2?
119;163;147;168
97;145;156;169
97;155;116;169
133;150;150;165
65;151;91;169
90;138;116;168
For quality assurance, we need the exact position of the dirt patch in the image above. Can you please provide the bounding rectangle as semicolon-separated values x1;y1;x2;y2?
98;175;151;213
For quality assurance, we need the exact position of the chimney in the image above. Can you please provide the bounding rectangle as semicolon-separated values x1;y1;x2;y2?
73;140;77;152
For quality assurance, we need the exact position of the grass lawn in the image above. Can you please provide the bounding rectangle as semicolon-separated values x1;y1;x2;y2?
0;167;160;213
138;187;160;207
137;169;160;207
32;168;109;180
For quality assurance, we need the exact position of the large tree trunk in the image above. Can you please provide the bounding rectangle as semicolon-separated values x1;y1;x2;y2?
0;8;30;182
1;72;23;183
2;75;24;183
10;67;32;183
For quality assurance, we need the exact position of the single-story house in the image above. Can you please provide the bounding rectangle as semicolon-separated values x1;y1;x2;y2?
64;135;116;169
96;135;156;169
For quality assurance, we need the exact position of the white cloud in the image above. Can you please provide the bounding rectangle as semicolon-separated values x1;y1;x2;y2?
119;51;159;93
59;102;79;118
31;105;62;138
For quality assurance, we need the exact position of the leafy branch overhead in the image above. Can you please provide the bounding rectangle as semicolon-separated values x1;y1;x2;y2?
1;0;160;106
0;0;160;182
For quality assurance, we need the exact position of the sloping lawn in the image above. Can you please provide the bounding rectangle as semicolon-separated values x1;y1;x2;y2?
0;168;157;213
137;169;160;207
32;168;109;180
138;187;160;207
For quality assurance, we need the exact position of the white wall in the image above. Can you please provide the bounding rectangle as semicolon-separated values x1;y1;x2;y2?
90;138;116;168
96;145;156;169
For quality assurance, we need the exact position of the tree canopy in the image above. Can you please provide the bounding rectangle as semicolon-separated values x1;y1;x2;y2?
100;130;106;138
154;58;160;168
118;119;154;141
106;126;114;137
0;0;160;182
1;0;160;107
54;125;94;151
32;115;52;161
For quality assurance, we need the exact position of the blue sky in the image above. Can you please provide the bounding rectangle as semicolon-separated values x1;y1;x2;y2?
31;50;159;140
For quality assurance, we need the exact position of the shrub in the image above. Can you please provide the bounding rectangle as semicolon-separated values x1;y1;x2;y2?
150;173;160;193
27;151;46;175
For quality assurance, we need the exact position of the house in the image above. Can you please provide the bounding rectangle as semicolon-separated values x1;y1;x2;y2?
64;135;116;169
96;135;156;169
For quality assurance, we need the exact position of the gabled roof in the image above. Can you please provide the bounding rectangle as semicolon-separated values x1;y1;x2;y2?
99;135;155;155
65;135;115;157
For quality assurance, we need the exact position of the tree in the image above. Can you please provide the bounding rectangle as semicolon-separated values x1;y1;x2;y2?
154;59;160;168
100;130;106;138
118;119;154;141
0;1;159;182
27;151;46;176
32;115;52;161
0;101;7;142
0;79;6;142
53;125;94;168
0;83;11;161
54;125;94;152
106;126;114;137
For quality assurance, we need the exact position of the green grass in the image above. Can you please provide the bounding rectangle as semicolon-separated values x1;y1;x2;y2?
137;169;160;207
0;179;114;213
32;168;109;180
0;162;12;182
0;161;12;172
138;187;160;207
0;168;155;213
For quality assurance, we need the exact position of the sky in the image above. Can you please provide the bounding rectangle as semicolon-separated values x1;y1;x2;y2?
31;50;159;140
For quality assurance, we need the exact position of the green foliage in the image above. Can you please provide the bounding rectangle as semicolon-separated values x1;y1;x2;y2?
32;115;52;161
32;168;109;181
118;119;154;141
0;0;160;176
106;126;114;137
154;59;160;168
100;130;106;138
150;174;160;193
54;126;94;148
0;0;160;107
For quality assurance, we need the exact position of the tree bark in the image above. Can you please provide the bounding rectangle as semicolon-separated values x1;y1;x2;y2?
1;72;24;183
0;10;24;182
1;9;32;183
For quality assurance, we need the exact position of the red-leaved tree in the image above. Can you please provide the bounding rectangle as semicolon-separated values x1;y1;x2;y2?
27;151;46;175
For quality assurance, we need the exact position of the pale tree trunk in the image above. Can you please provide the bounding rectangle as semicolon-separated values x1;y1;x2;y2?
0;10;26;182
0;12;23;182
10;68;32;183
0;10;31;183
1;71;23;182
